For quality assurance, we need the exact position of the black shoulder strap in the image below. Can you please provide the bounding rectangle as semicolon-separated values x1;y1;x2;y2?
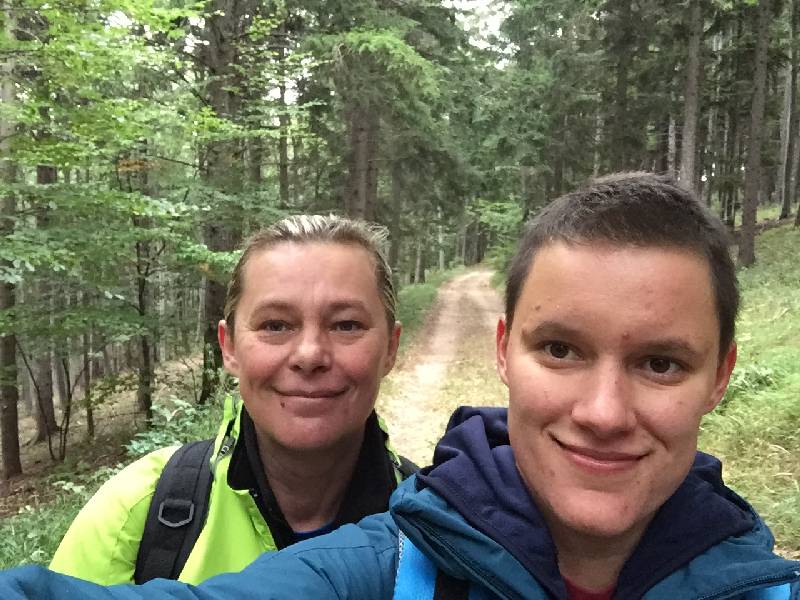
134;439;215;584
434;570;470;600
397;455;420;480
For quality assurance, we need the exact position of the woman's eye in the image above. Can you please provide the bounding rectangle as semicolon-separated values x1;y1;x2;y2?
262;320;289;333
334;320;364;333
543;342;574;360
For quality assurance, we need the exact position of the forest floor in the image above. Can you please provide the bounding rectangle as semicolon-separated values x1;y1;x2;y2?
0;358;201;516
377;268;507;466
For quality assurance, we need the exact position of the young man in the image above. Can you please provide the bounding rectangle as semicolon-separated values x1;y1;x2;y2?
0;173;797;599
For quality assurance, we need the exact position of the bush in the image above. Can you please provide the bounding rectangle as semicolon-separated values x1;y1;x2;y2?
126;395;223;457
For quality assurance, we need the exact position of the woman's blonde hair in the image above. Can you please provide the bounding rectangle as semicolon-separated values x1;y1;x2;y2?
224;215;396;338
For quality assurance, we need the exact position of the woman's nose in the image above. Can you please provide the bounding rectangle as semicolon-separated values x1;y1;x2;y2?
289;327;332;373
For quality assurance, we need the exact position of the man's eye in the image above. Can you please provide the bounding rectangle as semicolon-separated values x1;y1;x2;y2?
646;357;681;375
334;320;364;333
543;342;573;359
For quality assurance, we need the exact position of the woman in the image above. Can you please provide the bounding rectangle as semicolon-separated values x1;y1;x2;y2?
49;215;411;584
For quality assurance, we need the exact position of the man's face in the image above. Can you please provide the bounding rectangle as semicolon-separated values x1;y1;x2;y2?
497;242;736;547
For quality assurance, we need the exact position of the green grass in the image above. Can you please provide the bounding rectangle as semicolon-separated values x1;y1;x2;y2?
700;224;800;557
0;466;120;568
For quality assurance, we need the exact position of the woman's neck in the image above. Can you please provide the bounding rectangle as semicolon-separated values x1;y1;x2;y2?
255;430;364;533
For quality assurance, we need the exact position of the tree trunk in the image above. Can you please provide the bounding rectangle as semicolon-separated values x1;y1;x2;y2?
388;162;403;280
437;206;446;271
33;165;58;442
609;0;634;170
668;114;678;177
593;112;603;177
778;62;795;216
277;24;290;207
135;226;154;424
82;329;94;440
679;0;703;191
703;34;722;206
344;105;379;221
197;0;250;403
782;0;800;219
414;238;426;284
0;9;22;477
739;0;772;267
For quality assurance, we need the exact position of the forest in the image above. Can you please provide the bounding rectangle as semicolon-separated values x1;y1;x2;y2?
1;0;800;561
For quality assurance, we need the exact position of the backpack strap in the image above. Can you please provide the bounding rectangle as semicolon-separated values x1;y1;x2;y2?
133;439;215;584
397;455;420;480
394;531;469;600
744;583;793;600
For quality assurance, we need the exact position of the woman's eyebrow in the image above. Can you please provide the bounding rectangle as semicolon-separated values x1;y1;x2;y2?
249;300;295;315
327;299;370;313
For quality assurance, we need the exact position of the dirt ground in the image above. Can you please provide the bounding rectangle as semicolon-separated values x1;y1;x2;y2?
377;268;507;467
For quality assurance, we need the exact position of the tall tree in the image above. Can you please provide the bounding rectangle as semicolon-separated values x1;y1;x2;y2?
739;0;773;267
196;0;252;403
0;6;22;478
780;0;800;219
679;0;705;191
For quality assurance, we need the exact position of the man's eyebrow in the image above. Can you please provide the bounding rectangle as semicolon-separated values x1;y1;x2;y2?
635;339;704;361
520;322;706;359
520;321;585;343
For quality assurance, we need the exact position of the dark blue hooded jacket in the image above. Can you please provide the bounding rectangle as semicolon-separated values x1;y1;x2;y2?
0;407;797;599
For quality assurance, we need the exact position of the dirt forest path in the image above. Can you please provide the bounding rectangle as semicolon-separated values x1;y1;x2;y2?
377;268;508;467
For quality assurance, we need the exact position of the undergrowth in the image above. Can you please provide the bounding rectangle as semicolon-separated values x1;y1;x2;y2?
0;389;224;569
700;224;800;557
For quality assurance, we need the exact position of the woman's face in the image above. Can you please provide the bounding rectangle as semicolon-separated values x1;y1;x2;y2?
218;241;400;453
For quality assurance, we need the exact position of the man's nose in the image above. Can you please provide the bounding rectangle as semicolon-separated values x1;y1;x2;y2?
570;362;636;438
290;327;332;373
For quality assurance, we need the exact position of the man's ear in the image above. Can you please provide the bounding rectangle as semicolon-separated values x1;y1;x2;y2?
496;317;510;387
706;342;737;414
218;320;240;377
383;321;402;375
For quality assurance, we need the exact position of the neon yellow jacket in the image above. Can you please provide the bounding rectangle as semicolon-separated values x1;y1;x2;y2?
49;395;406;585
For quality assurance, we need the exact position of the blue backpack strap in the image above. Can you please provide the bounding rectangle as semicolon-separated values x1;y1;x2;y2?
394;532;470;600
744;583;792;600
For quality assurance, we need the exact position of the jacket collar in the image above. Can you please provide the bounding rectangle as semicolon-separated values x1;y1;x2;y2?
394;407;783;600
228;408;399;549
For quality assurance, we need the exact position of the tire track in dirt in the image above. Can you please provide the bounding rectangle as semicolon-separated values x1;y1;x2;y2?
377;268;503;466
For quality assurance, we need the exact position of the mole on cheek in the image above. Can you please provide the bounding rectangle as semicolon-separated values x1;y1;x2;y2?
535;305;542;312
622;332;631;341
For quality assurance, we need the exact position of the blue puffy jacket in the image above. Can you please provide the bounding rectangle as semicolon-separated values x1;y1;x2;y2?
0;407;797;599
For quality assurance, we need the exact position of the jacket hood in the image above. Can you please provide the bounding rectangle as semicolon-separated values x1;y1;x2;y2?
391;406;782;599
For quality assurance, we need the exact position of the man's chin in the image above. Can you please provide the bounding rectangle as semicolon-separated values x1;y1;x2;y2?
546;492;654;544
